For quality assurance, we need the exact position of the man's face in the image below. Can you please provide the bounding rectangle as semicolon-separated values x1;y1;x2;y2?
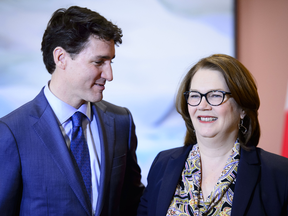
63;35;115;108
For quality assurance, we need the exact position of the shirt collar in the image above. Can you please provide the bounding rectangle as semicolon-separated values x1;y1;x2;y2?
44;82;92;125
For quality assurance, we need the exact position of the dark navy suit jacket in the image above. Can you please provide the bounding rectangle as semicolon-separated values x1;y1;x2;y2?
137;144;288;216
0;89;144;216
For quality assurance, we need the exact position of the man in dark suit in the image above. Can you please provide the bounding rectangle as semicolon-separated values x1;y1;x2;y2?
0;6;144;216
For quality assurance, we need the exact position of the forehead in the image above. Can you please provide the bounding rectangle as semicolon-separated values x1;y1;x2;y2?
79;35;115;57
190;68;229;91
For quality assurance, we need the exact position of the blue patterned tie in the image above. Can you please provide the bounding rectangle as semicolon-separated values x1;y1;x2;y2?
70;112;92;201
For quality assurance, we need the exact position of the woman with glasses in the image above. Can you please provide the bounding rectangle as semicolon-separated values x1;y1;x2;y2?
137;54;288;216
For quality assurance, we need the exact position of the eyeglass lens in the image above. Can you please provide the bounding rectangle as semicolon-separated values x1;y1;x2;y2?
186;91;225;106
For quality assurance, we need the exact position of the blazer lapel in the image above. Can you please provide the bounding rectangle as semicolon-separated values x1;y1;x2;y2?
30;91;92;216
92;102;115;216
156;145;193;215
231;147;260;216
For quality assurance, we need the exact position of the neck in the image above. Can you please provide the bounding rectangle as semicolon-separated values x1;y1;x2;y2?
49;74;84;109
198;138;236;201
198;142;233;162
196;133;237;159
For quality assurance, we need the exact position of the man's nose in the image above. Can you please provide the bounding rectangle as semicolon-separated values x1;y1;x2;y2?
102;63;113;81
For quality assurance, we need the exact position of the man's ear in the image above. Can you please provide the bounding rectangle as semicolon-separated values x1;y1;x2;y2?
53;47;67;70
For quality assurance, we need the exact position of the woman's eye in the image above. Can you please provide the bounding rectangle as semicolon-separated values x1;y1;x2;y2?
190;94;200;98
210;94;222;98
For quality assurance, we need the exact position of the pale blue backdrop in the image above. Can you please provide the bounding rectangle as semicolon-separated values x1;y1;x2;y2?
0;0;235;185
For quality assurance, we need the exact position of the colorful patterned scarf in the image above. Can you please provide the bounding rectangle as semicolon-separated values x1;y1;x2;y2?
167;141;240;216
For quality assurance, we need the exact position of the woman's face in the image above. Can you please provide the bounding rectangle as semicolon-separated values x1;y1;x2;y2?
188;68;244;142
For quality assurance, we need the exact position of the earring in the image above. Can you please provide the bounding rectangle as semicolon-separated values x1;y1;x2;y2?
239;119;247;134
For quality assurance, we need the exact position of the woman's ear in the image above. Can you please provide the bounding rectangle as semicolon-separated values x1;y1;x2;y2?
240;109;246;119
53;47;67;70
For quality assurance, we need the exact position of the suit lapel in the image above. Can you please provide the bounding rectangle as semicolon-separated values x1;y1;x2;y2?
30;90;92;216
92;102;115;216
156;145;193;215
231;147;260;216
153;145;260;216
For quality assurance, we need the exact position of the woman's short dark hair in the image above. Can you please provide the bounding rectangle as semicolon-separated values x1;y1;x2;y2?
176;54;260;149
41;6;123;74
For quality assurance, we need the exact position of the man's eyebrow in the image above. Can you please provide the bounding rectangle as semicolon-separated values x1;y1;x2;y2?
97;55;115;60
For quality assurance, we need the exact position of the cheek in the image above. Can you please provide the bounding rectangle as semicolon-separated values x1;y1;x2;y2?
88;67;102;79
220;106;241;125
188;106;197;120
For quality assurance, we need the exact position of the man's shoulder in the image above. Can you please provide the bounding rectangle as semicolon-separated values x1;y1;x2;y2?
0;89;46;123
93;100;130;115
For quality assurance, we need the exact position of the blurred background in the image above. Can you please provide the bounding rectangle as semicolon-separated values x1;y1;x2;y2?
1;0;287;185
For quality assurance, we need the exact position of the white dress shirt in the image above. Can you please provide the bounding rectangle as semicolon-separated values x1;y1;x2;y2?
44;83;101;215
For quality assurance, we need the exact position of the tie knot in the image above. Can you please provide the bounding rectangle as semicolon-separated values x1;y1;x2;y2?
71;112;84;127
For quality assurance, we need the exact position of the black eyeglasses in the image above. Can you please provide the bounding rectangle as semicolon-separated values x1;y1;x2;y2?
184;90;232;106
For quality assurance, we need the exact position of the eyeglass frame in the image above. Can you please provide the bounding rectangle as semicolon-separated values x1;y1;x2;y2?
184;90;232;106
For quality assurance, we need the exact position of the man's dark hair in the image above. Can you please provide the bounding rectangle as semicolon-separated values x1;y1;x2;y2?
41;6;123;74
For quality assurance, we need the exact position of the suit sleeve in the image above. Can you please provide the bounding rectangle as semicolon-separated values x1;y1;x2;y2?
119;109;145;216
0;121;22;215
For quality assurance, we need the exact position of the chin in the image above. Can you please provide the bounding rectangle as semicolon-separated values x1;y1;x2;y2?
87;94;103;103
92;98;103;103
197;131;217;138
